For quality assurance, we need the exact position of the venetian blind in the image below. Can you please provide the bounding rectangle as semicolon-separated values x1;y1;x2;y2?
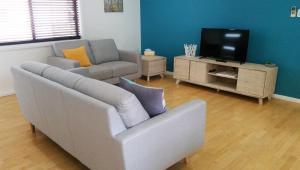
0;0;80;46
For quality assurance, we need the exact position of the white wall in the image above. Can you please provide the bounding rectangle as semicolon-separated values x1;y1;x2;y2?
0;0;141;97
0;45;53;96
80;0;141;52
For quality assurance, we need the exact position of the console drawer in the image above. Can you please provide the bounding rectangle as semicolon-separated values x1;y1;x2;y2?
237;80;265;96
238;69;266;85
174;58;190;80
145;59;166;75
190;61;209;83
237;68;266;96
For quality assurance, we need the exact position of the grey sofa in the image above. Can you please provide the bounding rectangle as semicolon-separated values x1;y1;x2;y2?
47;39;142;84
11;62;206;170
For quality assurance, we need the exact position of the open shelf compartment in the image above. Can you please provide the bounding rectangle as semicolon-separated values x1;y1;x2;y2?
206;64;238;91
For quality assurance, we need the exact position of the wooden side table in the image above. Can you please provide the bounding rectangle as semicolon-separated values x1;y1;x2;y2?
142;56;166;81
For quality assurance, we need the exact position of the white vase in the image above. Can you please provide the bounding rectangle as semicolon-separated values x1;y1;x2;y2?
184;44;197;57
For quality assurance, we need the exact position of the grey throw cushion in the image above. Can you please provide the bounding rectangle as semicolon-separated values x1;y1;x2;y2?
119;78;167;117
75;78;150;128
53;40;95;64
89;39;120;64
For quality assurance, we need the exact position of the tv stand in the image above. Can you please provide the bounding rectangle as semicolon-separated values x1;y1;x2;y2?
174;56;278;105
216;59;227;63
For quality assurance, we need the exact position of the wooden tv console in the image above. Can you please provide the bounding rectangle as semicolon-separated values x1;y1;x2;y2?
173;56;278;105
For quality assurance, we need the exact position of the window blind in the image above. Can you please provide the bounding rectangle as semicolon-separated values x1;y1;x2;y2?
0;0;33;43
0;0;80;46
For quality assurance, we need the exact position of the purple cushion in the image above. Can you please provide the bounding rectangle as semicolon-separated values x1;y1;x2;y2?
119;78;167;117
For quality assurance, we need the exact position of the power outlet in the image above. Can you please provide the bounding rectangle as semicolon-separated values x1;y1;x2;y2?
291;6;297;17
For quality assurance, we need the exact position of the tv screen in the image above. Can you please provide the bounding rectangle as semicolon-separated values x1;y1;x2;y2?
200;28;250;63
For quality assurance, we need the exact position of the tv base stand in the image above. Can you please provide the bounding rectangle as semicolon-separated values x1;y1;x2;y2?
216;59;227;63
174;56;278;105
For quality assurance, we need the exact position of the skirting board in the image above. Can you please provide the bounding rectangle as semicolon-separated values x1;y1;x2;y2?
0;89;15;97
165;71;174;76
273;94;300;104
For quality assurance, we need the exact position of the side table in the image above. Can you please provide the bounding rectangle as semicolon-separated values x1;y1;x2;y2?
142;56;166;81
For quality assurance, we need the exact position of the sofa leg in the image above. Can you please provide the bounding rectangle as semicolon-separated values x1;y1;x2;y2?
160;73;164;78
30;124;36;133
258;98;263;105
184;157;190;165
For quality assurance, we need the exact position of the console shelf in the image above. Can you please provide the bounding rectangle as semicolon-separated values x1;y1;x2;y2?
209;81;237;91
208;72;238;80
174;56;278;105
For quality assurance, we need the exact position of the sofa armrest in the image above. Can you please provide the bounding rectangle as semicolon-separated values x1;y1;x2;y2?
115;100;206;170
69;67;90;77
47;56;80;70
119;50;142;74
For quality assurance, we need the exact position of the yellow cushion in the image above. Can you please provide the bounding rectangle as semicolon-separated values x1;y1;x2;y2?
63;46;92;67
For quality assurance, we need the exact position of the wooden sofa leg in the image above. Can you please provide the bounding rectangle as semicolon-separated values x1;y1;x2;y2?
30;124;36;133
184;157;190;165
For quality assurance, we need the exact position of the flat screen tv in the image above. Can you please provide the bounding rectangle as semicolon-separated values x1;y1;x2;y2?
200;28;250;64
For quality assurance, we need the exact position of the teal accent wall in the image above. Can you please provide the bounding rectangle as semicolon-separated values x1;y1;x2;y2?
141;0;300;98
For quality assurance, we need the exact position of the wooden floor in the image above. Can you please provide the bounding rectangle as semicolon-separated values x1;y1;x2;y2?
1;76;300;170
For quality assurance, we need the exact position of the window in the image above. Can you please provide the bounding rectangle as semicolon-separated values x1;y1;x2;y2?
0;0;80;46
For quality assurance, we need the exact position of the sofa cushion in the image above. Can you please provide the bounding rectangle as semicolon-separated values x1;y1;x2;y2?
89;65;113;80
74;78;150;128
21;62;51;76
89;39;120;64
120;78;167;117
42;66;83;89
53;40;95;64
99;61;138;77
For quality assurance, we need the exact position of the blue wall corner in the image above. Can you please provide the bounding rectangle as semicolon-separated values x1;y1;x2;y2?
141;0;300;98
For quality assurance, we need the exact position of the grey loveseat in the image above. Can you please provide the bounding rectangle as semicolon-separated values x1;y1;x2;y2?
12;62;206;170
47;39;142;84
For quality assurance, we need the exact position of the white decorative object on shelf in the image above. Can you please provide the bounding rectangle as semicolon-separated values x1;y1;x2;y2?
184;44;197;57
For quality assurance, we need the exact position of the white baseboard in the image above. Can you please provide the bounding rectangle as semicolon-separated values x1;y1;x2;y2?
0;89;15;97
273;94;300;104
165;71;174;76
